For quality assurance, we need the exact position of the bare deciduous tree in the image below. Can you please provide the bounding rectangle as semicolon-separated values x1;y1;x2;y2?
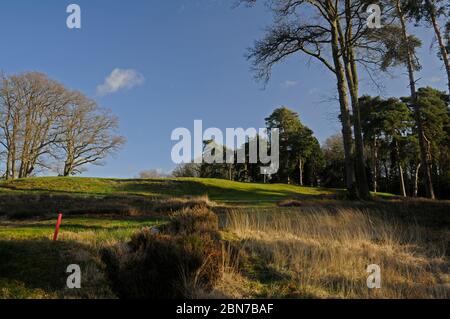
137;169;169;179
0;72;125;179
59;93;125;176
172;163;201;178
0;72;70;179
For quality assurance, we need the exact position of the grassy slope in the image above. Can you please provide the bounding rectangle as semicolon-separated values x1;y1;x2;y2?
0;177;347;205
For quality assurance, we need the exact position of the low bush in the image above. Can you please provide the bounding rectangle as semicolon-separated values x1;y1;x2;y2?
101;207;222;299
167;206;219;236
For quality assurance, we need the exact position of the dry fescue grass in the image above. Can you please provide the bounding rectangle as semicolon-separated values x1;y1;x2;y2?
197;241;258;299
221;206;449;299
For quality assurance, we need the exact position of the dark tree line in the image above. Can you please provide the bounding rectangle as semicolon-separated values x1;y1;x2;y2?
320;87;450;199
360;87;450;198
174;93;449;199
174;107;324;187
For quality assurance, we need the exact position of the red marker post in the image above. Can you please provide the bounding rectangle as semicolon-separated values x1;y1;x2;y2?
53;213;63;241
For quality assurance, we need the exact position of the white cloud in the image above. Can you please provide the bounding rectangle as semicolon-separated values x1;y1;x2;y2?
97;68;145;96
281;80;298;88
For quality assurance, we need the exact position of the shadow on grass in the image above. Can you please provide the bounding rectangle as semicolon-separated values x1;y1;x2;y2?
0;223;138;232
116;179;335;202
1;178;330;201
0;239;89;295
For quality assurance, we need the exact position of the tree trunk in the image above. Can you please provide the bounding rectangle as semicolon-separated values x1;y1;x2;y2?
340;0;371;200
330;17;358;199
373;137;378;193
5;148;11;180
399;163;406;197
395;140;407;197
414;163;421;197
9;119;18;180
19;160;25;179
383;160;389;190
10;142;16;180
427;0;450;94
244;162;248;182
64;156;74;176
299;157;303;186
63;165;71;177
396;0;435;199
344;56;370;199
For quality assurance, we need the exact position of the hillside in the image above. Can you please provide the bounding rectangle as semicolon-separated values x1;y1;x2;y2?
0;177;344;205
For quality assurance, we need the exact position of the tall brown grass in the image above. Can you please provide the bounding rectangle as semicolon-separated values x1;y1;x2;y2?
221;206;449;299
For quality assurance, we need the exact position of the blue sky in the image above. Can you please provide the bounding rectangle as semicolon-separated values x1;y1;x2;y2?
0;0;447;178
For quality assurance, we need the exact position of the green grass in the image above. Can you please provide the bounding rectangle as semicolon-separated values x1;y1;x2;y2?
0;177;343;206
0;216;164;299
0;216;164;241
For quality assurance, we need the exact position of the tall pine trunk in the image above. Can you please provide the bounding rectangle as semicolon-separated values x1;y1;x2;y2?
395;140;407;197
396;0;435;199
414;163;421;197
427;0;450;94
346;60;371;200
298;157;303;186
340;0;371;200
330;16;358;198
399;163;406;197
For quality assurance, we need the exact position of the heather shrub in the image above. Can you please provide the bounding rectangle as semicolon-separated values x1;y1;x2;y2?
101;208;221;299
168;206;219;236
